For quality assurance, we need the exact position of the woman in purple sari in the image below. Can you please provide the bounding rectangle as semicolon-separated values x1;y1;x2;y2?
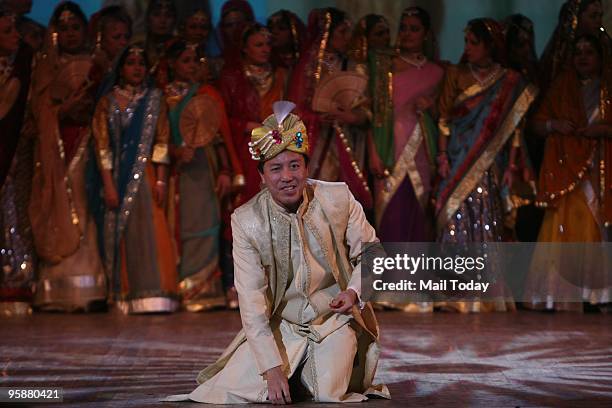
434;19;537;312
369;7;443;243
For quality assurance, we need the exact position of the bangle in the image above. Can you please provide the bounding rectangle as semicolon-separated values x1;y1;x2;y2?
437;150;447;155
156;180;167;186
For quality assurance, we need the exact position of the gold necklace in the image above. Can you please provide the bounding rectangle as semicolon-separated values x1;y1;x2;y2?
113;84;146;105
244;63;273;96
469;63;500;86
399;52;427;69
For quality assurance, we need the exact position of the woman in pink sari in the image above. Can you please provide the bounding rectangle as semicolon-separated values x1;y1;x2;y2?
369;7;443;243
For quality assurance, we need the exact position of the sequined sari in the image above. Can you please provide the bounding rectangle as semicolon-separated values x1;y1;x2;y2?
91;88;178;313
0;45;35;316
434;65;536;313
435;65;537;237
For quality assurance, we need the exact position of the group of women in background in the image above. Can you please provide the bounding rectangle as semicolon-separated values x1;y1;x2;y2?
0;0;610;316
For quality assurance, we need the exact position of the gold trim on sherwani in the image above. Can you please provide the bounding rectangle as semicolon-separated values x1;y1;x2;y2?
163;180;390;403
248;101;308;161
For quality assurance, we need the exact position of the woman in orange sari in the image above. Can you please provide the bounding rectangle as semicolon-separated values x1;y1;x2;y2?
539;0;609;93
526;34;612;311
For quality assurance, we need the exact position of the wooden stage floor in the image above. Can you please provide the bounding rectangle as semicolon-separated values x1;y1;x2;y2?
1;310;611;407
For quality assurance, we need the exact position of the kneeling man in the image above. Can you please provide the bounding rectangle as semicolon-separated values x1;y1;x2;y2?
168;101;389;404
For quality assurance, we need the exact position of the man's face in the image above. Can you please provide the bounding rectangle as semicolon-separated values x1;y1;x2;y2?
260;151;308;212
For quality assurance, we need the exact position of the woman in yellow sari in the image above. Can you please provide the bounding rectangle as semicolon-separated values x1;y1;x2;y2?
526;34;612;311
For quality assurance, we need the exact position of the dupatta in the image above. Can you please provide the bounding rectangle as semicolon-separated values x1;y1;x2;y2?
435;69;537;229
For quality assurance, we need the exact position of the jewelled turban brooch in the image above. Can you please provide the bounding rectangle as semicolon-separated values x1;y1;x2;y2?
249;101;309;161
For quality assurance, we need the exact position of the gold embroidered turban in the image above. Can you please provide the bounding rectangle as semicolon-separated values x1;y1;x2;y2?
248;101;308;161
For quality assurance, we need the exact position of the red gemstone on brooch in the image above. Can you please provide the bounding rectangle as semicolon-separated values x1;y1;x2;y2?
272;129;282;144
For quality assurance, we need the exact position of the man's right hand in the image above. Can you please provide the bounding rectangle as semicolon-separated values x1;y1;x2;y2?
264;366;291;405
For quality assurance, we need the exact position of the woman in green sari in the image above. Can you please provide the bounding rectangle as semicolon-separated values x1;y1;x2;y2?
164;40;239;311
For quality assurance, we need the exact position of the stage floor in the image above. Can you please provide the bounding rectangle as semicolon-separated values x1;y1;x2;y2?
1;310;611;407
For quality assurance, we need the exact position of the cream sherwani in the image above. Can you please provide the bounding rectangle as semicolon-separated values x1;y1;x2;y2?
166;180;389;404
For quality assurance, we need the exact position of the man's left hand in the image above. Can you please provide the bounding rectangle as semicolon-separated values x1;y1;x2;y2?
330;289;358;314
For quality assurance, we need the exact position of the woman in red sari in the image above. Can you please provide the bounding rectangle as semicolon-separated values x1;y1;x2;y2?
289;8;373;210
267;9;305;71
217;22;286;308
217;0;254;67
218;23;287;207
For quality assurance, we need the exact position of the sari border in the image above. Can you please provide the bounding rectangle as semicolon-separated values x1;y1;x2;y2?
333;122;373;209
535;98;600;207
437;83;537;230
375;118;426;228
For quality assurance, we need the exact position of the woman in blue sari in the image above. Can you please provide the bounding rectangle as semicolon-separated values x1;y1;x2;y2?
91;43;178;314
434;19;537;312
